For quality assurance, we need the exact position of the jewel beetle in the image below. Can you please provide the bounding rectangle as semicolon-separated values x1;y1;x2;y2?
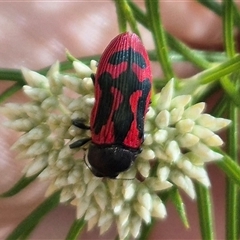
70;32;152;178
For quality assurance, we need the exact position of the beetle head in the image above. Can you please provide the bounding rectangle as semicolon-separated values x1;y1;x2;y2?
86;143;140;178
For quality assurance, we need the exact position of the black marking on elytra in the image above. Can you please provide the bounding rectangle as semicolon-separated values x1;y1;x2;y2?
93;47;151;143
108;47;146;69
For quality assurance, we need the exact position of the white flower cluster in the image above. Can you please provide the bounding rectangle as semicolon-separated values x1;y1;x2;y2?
1;61;230;239
136;79;230;199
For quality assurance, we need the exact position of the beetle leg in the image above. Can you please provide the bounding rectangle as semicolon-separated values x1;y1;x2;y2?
69;137;91;148
72;118;90;130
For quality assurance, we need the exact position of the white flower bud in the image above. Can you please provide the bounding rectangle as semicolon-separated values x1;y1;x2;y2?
137;161;150;178
183;102;205;120
170;171;196;199
144;134;153;145
157;79;174;111
157;165;170;182
123;183;135;200
98;210;113;227
73;61;93;78
26;140;52;157
145;177;173;191
146;106;155;120
90;60;98;73
190;142;223;162
137;191;152;211
84;205;98;221
25;154;48;176
0;103;25;119
76;197;90;219
177;133;199;148
192;125;214;139
55;173;68;187
21;67;49;88
155;110;170;128
171;95;191;109
82;77;94;92
153;129;168;144
73;184;85;199
130;216;142;238
203;134;223;146
170;107;184;124
119;207;130;226
140;148;155;160
165;140;181;162
60;187;74;203
151;195;167;218
112;198;123;214
176;119;195;133
41;96;58;111
197;114;231;131
99;219;112;235
86;179;101;196
87;214;98;231
5;118;35;132
154;147;168;161
94;186;107;211
23;86;50;102
134;203;151;224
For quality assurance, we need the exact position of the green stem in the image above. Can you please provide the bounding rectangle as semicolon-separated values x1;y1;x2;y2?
145;0;174;80
195;183;214;240
216;149;240;186
0;83;24;103
0;68;25;82
65;218;86;240
137;219;156;240
223;0;235;58
197;0;240;28
129;0;212;70
225;103;239;239
170;188;189;228
114;0;140;36
186;54;240;83
223;3;239;237
7;190;61;240
114;0;127;32
166;34;211;69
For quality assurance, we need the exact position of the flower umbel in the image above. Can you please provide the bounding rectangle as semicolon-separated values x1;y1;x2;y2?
1;61;230;239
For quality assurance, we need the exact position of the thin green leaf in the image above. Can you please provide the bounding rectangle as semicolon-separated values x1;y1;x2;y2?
65;218;86;240
0;68;25;82
128;0;148;28
216;149;240;186
114;0;140;36
225;98;239;239
0;83;23;103
114;0;127;33
197;0;240;27
7;190;61;240
169;188;189;228
145;0;174;80
197;0;222;16
129;0;211;70
166;34;211;70
195;183;214;240
137;219;156;240
223;0;235;58
0;170;44;197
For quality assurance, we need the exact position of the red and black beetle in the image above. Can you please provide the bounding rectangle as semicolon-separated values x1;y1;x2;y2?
70;32;152;178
